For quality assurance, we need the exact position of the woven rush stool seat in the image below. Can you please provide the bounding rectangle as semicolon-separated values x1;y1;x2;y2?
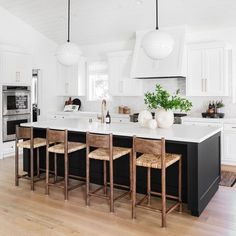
136;153;181;169
17;138;48;149
86;132;132;213
46;129;86;201
132;136;182;228
15;126;47;191
88;147;132;161
48;142;86;154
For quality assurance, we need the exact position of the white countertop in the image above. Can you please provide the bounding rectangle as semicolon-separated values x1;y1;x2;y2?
182;116;236;123
22;119;222;143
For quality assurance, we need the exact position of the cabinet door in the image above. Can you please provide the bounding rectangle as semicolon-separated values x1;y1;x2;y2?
1;52;31;85
108;51;143;96
186;48;205;96
57;57;86;96
223;132;236;164
205;47;227;96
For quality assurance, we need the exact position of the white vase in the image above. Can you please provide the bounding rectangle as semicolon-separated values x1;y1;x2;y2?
155;108;174;128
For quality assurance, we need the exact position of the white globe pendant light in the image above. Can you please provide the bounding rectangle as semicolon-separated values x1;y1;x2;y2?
56;0;81;66
142;0;174;60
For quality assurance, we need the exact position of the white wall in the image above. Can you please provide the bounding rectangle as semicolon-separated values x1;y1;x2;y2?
72;27;236;117
0;6;60;120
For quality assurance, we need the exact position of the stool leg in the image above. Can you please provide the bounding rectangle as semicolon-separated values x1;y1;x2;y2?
161;167;166;227
64;153;69;200
129;151;132;199
132;156;136;219
15;142;19;186
86;156;90;206
45;150;49;195
54;153;57;183
178;158;182;213
103;160;107;195
147;167;151;205
109;159;114;213
30;147;34;191
37;148;40;178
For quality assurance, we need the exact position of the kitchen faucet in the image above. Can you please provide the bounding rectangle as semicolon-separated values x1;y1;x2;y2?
101;99;107;123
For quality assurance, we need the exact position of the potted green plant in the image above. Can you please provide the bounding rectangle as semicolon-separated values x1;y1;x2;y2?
216;100;224;113
144;84;192;128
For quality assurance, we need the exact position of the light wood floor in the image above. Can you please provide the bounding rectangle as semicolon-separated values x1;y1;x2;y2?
1;157;236;236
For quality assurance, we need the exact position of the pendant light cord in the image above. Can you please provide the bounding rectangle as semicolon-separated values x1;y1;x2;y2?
156;0;159;30
67;0;70;42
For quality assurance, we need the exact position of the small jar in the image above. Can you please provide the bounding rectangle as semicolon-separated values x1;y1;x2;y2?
123;106;131;114
118;106;124;114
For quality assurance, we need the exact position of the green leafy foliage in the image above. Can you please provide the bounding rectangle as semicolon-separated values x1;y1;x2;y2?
144;84;192;112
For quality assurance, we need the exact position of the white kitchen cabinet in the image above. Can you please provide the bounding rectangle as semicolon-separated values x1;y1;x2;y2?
182;118;236;165
58;56;86;96
0;51;32;85
186;42;230;96
223;123;236;165
107;50;143;96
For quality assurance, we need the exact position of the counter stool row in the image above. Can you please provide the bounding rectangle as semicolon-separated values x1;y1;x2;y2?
15;126;182;227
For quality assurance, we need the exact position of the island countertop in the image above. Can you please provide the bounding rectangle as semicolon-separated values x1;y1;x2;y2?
22;119;222;143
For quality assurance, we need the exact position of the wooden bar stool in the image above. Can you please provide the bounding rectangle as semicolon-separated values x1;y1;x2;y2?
45;128;86;200
86;132;132;212
132;136;182;227
15;126;47;191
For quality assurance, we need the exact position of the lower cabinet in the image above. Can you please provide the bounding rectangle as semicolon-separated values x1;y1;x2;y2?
0;141;15;159
182;119;236;165
222;124;236;165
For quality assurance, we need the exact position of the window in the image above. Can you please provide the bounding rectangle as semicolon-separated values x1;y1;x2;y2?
87;61;110;101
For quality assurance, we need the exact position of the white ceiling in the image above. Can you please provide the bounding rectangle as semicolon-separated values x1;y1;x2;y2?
0;0;235;45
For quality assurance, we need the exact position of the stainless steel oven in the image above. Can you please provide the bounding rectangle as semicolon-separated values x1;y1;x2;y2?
2;114;31;142
2;86;31;116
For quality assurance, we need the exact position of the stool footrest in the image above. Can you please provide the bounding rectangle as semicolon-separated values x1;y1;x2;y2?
107;182;130;191
17;174;28;179
88;192;109;200
114;191;130;201
150;191;179;200
166;202;181;214
136;194;181;215
89;185;130;202
68;182;85;191
136;195;148;206
68;174;86;182
91;186;104;195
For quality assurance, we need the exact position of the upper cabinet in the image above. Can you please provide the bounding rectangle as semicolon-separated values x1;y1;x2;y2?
0;51;32;85
57;56;86;96
186;42;231;96
107;50;143;96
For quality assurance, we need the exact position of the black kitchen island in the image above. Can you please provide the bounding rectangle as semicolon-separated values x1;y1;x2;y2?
22;119;221;217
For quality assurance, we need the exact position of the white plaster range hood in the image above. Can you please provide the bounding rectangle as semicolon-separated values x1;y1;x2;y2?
131;26;186;79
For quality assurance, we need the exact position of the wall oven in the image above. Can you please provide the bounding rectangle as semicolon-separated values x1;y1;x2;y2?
2;86;31;142
3;114;31;142
2;86;31;116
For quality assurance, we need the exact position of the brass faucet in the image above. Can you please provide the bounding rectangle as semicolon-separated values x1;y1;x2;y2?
101;99;107;123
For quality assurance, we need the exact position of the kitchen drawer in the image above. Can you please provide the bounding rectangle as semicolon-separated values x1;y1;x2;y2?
112;117;130;123
223;123;236;132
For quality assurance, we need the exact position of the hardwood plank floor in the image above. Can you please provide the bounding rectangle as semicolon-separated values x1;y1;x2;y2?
0;156;236;236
